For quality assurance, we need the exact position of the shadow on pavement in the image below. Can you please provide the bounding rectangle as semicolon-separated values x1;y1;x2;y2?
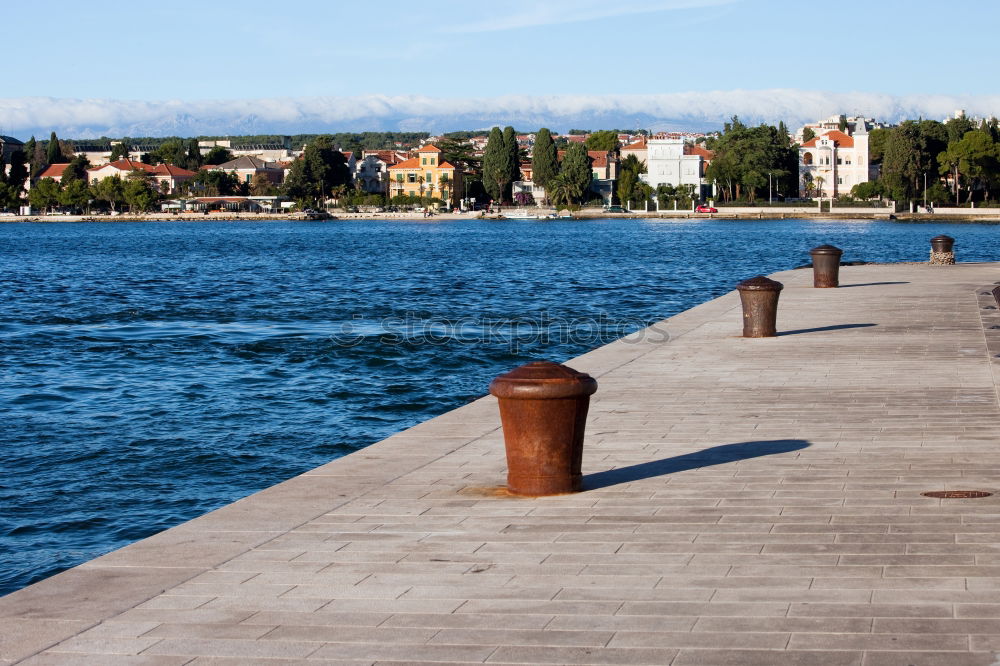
583;439;810;490
838;281;910;288
778;323;876;336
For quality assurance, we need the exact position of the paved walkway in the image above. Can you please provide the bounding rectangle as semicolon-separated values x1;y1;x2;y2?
5;263;1000;665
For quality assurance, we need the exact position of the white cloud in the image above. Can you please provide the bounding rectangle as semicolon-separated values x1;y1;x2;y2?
440;0;737;33
1;91;997;139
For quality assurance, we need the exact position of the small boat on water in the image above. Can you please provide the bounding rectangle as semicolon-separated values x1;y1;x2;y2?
500;209;556;220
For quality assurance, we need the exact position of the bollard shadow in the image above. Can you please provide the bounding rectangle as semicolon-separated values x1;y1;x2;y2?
583;439;809;490
838;281;910;288
778;323;876;336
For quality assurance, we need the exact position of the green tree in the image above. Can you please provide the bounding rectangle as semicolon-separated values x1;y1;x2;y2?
186;138;202;168
705;117;795;202
46;131;66;165
481;127;507;203
585;130;619;152
110;140;131;162
282;136;351;204
438;172;451;205
61;155;90;183
503;126;521;197
193;170;240;196
29;177;61;213
203;145;234;165
91;175;125;212
838;115;848;132
148;138;188;166
945;114;977;144
249;172;275;196
868;128;890;162
616;153;646;207
938;129;999;203
880;121;943;202
560;143;592;203
123;173;157;212
617;169;637;208
802;127;816;143
545;173;577;207
4;149;28;209
531;128;558;195
60;178;90;210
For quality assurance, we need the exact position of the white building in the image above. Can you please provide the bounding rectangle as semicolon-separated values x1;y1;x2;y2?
799;116;877;198
640;138;708;197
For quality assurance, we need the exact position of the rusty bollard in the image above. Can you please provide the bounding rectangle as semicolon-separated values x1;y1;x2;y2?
930;235;955;265
736;276;783;338
810;244;843;288
489;361;597;497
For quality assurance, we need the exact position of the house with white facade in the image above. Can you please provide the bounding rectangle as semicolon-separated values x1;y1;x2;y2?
640;137;709;198
798;117;877;198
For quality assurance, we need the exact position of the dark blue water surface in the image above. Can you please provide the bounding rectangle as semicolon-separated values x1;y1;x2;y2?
2;218;998;595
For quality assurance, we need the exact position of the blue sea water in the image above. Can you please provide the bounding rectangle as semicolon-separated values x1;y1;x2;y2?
1;217;998;596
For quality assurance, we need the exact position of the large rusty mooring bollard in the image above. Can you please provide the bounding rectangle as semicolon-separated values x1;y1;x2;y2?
489;361;597;496
930;235;955;265
809;244;843;288
736;276;783;338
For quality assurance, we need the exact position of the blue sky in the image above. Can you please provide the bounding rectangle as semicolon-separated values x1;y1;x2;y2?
2;0;999;137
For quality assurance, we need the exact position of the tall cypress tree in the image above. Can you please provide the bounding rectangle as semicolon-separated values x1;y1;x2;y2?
531;128;558;190
481;126;504;203
503;126;520;201
46;131;64;165
561;143;592;202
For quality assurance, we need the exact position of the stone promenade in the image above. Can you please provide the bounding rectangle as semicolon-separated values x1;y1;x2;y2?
5;263;1000;665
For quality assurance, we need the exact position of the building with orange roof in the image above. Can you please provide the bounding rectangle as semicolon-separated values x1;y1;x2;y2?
87;159;195;194
386;145;462;206
37;163;72;182
620;137;648;165
798;117;874;198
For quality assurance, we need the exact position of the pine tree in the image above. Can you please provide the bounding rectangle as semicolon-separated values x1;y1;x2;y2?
46;131;64;165
531;128;558;190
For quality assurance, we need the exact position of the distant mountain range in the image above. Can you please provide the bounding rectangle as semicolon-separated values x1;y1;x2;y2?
2;91;998;140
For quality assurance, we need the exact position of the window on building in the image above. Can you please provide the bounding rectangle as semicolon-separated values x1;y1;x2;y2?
407;173;416;183
837;177;843;185
421;158;426;165
426;172;433;183
802;152;813;165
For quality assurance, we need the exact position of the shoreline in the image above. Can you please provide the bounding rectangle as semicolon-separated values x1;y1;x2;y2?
5;209;1000;223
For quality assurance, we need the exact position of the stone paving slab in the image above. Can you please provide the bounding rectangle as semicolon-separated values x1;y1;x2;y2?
6;262;1000;664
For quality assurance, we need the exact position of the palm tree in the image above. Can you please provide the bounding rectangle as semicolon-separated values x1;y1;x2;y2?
439;173;451;206
417;175;425;199
546;173;576;207
814;175;826;198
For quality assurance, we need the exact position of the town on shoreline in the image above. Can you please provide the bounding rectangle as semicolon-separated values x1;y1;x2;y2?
2;110;1000;219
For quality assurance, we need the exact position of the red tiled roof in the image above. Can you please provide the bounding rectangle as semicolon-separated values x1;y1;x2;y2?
388;157;421;170
566;135;587;143
622;138;647;151
587;151;610;168
801;130;854;149
418;144;442;153
685;145;715;160
39;163;70;179
151;164;196;177
102;159;156;173
437;161;456;170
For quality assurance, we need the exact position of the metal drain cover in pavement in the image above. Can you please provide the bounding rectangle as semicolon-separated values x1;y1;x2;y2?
922;490;993;499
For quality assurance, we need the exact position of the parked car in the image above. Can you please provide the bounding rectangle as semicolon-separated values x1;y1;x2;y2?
695;205;718;213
